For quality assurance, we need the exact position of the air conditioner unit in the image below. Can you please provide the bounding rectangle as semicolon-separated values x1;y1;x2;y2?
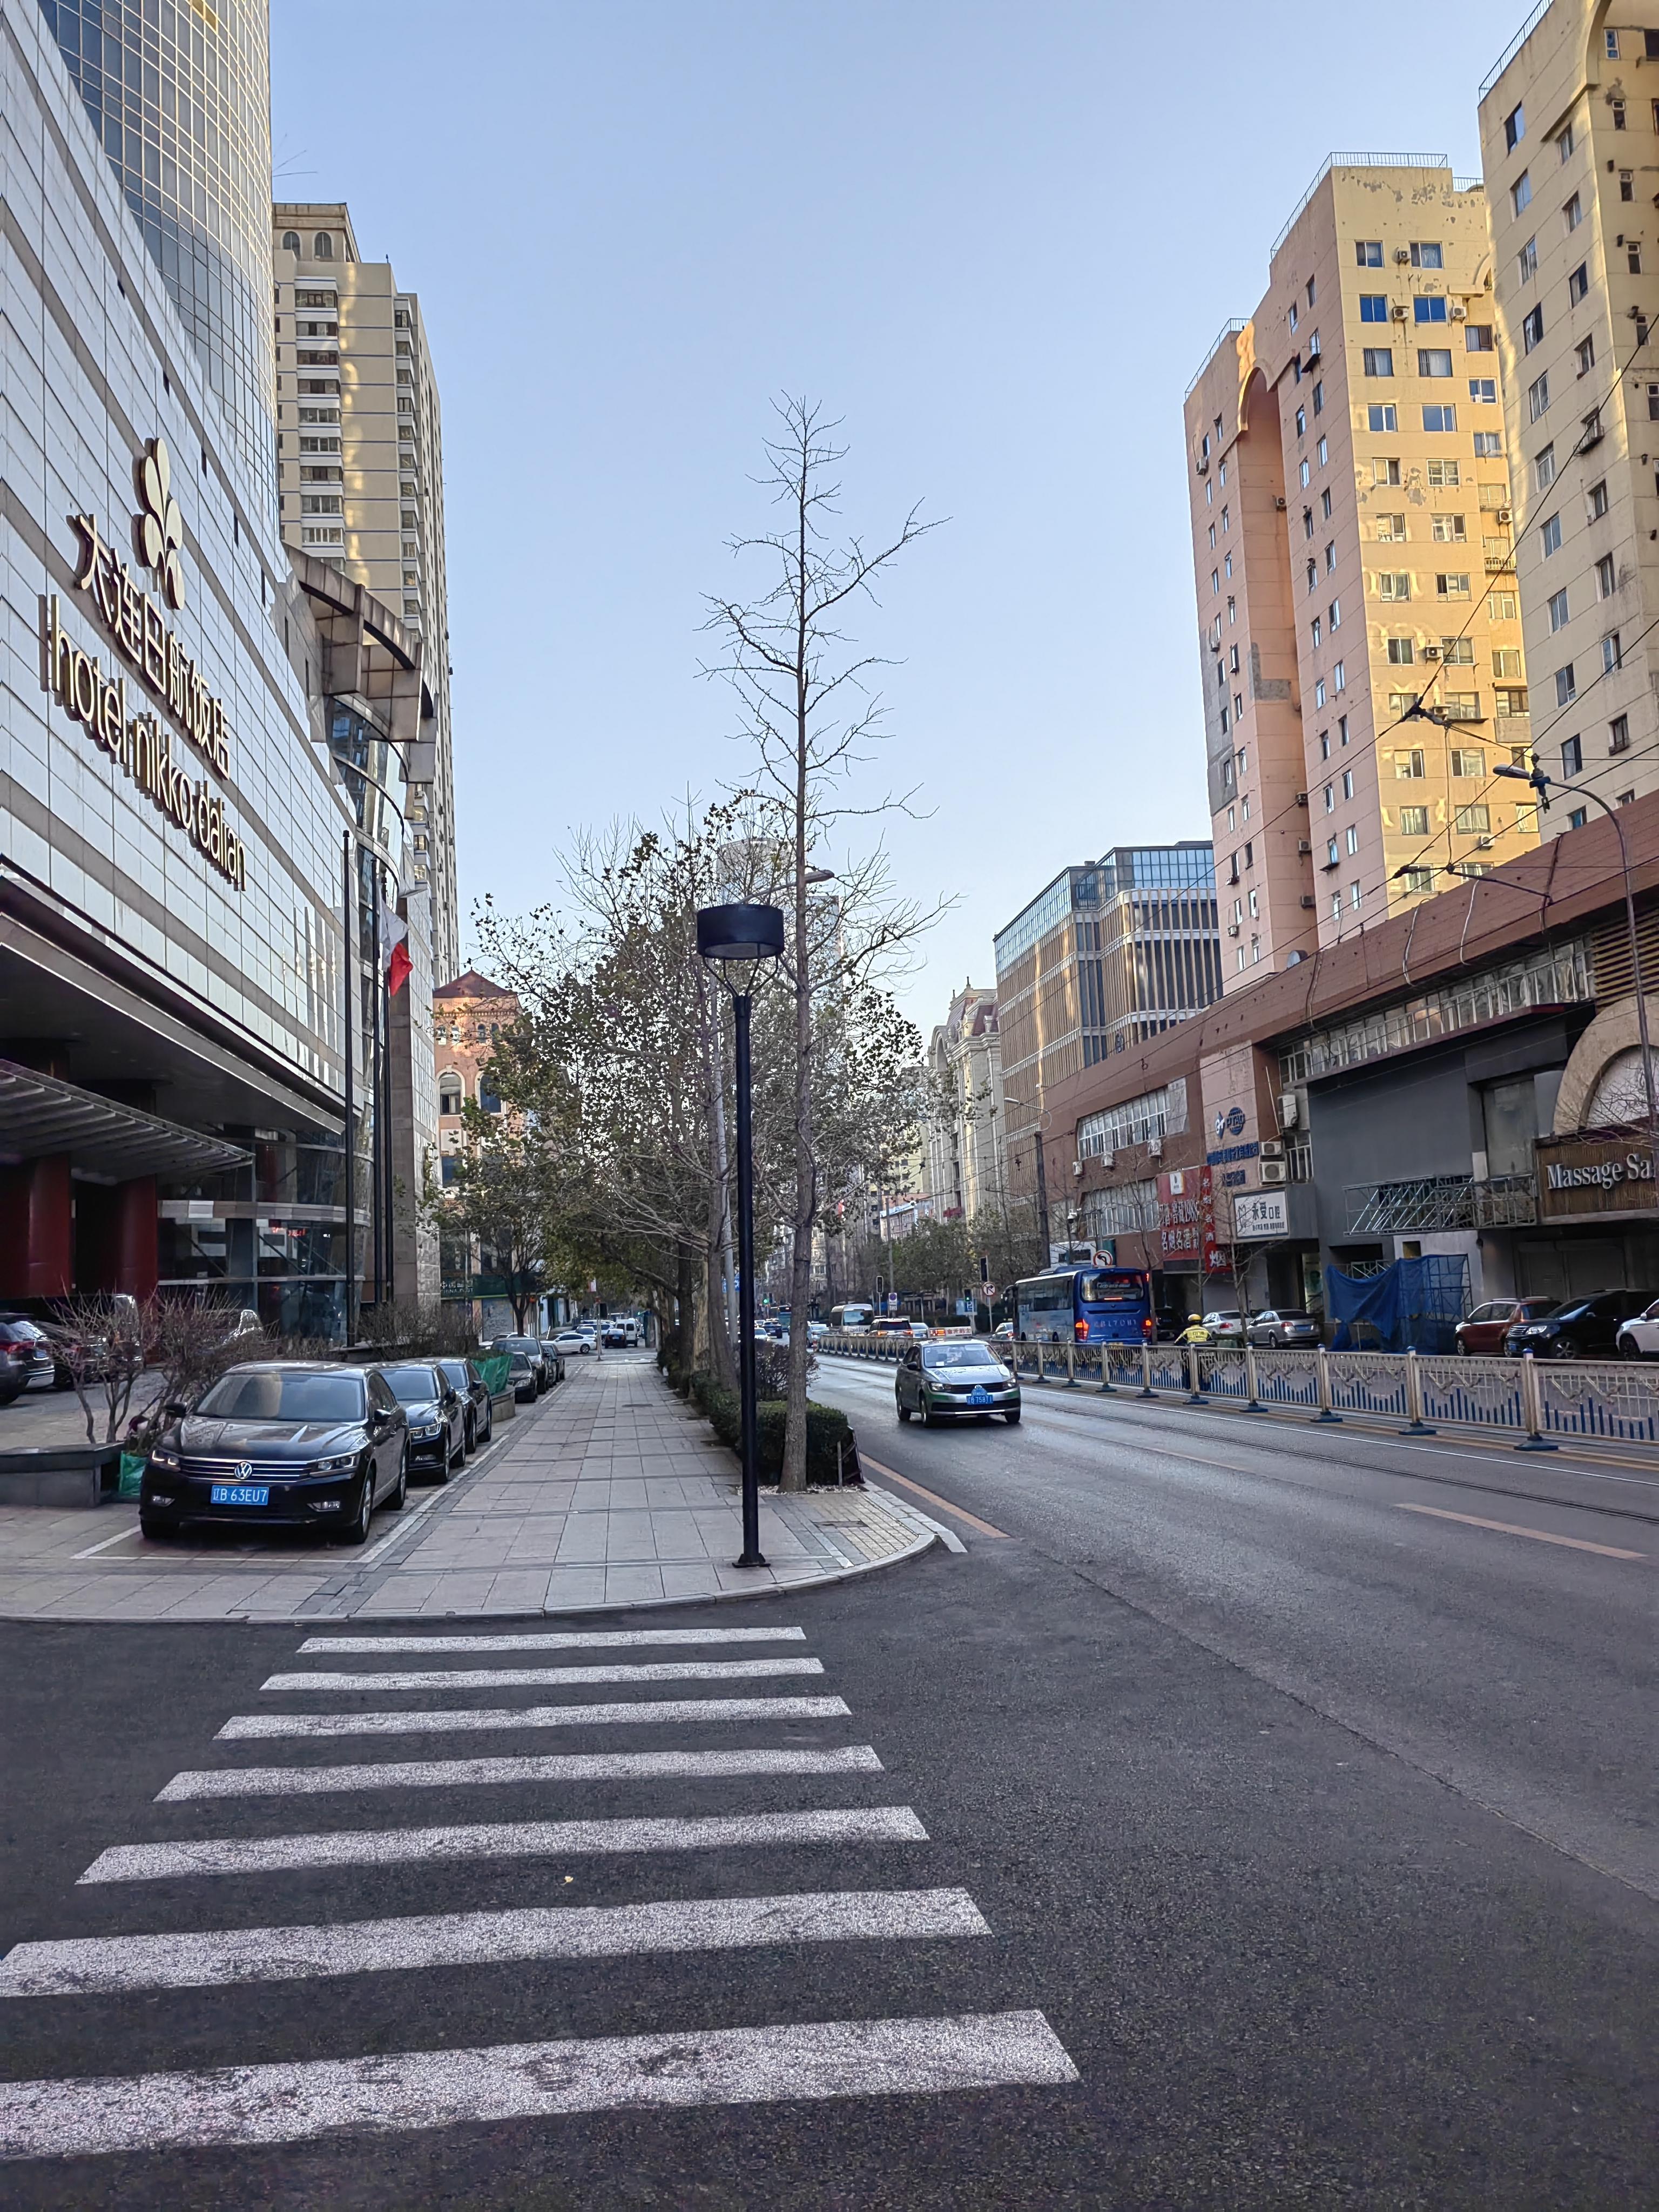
1476;835;1494;849
1260;1139;1284;1159
1297;839;1312;854
1496;507;1511;523
1274;496;1287;510
1391;302;1409;320
1423;645;1441;660
1147;1136;1164;1161
1101;1150;1115;1170
1279;1092;1300;1128
1227;921;1242;938
1071;1158;1083;1177
1394;247;1411;264
1258;1159;1289;1186
1296;791;1309;807
1300;893;1317;908
1450;302;1467;319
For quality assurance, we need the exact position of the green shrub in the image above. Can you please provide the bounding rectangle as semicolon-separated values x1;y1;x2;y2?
683;1371;857;1483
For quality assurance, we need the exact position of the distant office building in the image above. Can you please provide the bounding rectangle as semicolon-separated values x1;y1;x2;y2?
1185;157;1534;987
1479;6;1659;821
272;205;461;984
993;845;1219;1197
922;986;1006;1223
41;0;278;487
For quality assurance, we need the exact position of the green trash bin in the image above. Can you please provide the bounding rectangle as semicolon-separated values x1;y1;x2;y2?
117;1450;147;1501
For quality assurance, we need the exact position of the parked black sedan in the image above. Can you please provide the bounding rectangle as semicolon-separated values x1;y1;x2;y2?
1503;1288;1652;1359
488;1334;552;1393
437;1356;495;1453
381;1361;468;1482
504;1349;539;1404
139;1363;407;1543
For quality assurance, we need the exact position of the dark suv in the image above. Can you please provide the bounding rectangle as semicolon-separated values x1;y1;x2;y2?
1504;1289;1651;1359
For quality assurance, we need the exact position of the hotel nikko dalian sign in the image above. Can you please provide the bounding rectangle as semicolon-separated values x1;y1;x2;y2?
38;436;246;891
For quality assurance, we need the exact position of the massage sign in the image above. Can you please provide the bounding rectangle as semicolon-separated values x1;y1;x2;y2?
38;436;246;891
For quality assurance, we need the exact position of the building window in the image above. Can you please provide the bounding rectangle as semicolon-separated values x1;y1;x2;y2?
1436;572;1471;598
1603;632;1623;673
1540;512;1561;556
1296;405;1307;436
1360;294;1388;322
1609;714;1631;754
1338;717;1349;747
1322;488;1333;519
1410;242;1443;268
1564;192;1582;232
1375;513;1406;541
1474;433;1504;458
1378;574;1411;602
1399;806;1430;837
1589;479;1609;520
1557;119;1575;160
1535;443;1555;490
1415;296;1449;326
1561;734;1582;775
1465;323;1494;352
1511;172;1532;215
281;230;300;252
1518;236;1537;282
1427;457;1461;488
1397;751;1426;779
1362;347;1394;379
1333;660;1345;692
438;1075;463;1115
1346;825;1359;856
1342;770;1354;800
1576;336;1596;376
1314;678;1327;709
1597;552;1616;597
313;232;334;258
1505;102;1526;151
1313;381;1324;415
1374;458;1401;485
1318;436;1328;466
1356;240;1383;266
1442;636;1475;664
1522;305;1545;352
1621;170;1635;201
1311;617;1321;647
1568;807;1588;830
1453;804;1491;835
1450;748;1485;778
1548;587;1569;630
1323;783;1334;813
1419;348;1454;379
1566;262;1589;306
1431;514;1466;543
1387;636;1415;662
1422;405;1457;432
1300;458;1312;485
1555;664;1576;706
1469;379;1498;404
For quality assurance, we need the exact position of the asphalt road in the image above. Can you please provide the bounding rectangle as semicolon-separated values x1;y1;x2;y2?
0;1372;1653;2204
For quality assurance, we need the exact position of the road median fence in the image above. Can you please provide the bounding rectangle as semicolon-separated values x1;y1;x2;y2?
819;1333;1659;1453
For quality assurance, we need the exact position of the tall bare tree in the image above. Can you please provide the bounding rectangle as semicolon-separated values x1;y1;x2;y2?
704;398;941;1488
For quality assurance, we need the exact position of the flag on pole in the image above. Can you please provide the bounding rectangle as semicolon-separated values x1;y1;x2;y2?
380;909;412;997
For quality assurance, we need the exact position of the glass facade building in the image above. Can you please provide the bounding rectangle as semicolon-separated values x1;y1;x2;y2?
39;0;278;488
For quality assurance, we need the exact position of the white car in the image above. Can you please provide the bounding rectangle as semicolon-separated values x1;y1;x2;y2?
1615;1299;1659;1359
1200;1310;1247;1341
549;1329;596;1357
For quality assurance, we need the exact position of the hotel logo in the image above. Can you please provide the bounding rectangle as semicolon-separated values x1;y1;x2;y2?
133;435;186;610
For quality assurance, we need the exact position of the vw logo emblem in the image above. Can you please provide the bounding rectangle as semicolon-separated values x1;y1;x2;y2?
235;1461;253;1480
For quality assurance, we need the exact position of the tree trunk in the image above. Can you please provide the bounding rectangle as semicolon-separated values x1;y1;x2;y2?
782;501;814;1492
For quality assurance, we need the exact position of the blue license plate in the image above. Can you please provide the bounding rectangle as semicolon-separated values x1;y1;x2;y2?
210;1483;269;1506
967;1386;993;1405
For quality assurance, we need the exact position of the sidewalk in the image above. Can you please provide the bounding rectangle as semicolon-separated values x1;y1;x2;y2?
0;1358;936;1623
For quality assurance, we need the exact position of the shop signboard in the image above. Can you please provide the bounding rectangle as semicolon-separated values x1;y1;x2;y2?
1231;1189;1289;1241
1535;1134;1659;1219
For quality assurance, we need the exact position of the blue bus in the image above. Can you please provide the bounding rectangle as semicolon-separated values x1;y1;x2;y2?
1014;1266;1155;1345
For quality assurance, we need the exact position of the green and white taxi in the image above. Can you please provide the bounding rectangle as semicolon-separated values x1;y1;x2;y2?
895;1339;1021;1426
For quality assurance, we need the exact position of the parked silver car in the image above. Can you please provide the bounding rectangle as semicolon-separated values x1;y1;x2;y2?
1246;1309;1321;1348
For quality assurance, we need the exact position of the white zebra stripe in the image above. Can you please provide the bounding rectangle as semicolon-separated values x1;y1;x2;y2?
157;1745;885;1802
260;1657;825;1694
296;1628;808;1653
77;1806;928;1884
216;1695;851;1741
1;1887;988;1996
0;2010;1078;2157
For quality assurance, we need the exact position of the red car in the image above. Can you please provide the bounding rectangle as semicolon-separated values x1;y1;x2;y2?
1455;1297;1558;1355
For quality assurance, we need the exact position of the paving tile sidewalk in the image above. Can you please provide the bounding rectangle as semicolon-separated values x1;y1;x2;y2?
0;1359;935;1623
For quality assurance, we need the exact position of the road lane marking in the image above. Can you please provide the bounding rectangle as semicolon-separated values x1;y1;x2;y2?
217;1694;853;1741
1393;1503;1645;1558
70;1526;144;1561
297;1628;808;1654
0;2009;1078;2158
261;1657;825;1694
156;1745;886;1802
858;1458;1011;1539
2;1887;988;1996
76;1806;930;1884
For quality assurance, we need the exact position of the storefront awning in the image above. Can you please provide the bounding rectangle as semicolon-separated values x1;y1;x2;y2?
0;1060;250;1181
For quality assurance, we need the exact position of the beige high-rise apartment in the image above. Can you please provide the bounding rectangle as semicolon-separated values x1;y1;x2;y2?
922;985;1007;1224
272;204;461;983
1184;158;1536;990
1479;5;1659;825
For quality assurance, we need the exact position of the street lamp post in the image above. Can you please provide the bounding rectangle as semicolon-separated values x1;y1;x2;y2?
697;901;786;1569
1495;761;1659;1192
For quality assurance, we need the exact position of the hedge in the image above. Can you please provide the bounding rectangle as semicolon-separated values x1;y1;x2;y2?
684;1370;859;1485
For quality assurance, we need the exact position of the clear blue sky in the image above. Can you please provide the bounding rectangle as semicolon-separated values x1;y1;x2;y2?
273;0;1526;1027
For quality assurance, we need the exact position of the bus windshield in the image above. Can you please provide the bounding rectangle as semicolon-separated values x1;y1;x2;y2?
1078;1272;1150;1309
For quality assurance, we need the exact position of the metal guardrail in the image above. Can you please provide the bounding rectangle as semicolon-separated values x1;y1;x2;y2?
818;1333;1659;1451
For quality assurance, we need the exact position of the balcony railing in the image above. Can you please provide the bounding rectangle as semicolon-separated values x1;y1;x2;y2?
1346;1175;1475;1233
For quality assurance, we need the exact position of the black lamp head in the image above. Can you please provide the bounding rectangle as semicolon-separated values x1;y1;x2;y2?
696;903;786;963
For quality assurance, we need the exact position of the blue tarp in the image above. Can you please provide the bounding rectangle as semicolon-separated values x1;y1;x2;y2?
1325;1256;1469;1354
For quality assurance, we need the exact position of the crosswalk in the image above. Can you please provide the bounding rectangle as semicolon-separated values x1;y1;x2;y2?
0;1618;1077;2163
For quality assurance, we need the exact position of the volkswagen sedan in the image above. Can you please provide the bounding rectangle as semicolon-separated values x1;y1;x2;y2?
139;1363;407;1543
896;1341;1021;1426
436;1356;495;1453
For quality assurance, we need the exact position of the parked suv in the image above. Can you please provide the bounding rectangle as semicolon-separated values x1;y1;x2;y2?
1615;1299;1659;1360
1456;1298;1558;1356
1505;1289;1651;1360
